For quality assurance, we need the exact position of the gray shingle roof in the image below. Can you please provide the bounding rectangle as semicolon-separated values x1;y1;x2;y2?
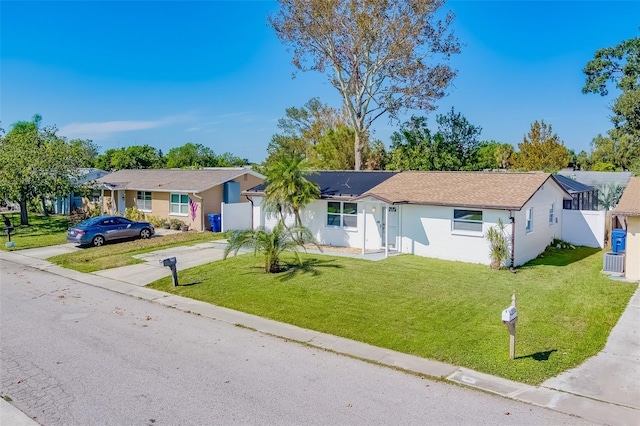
96;168;263;193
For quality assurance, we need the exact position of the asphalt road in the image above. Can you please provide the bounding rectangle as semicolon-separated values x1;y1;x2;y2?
0;259;590;425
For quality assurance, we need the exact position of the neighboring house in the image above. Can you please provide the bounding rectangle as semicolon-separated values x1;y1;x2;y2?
95;168;264;231
554;174;599;210
55;168;110;215
612;177;640;282
246;171;572;267
557;170;633;188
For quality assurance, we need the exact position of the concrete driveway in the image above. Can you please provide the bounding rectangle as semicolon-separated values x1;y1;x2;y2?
542;286;640;410
11;243;82;259
92;241;228;286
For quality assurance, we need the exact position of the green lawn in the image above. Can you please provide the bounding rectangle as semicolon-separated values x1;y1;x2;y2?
147;246;636;385
1;214;70;250
48;231;224;272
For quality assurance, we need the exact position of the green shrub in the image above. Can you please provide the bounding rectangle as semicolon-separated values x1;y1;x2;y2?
485;219;510;269
125;206;145;221
146;215;166;227
169;218;184;230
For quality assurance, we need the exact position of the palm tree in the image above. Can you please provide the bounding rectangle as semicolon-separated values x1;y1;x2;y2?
263;152;320;228
223;219;320;273
598;183;624;210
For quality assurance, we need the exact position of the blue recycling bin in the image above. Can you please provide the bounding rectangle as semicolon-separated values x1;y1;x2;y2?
611;228;626;253
208;213;221;232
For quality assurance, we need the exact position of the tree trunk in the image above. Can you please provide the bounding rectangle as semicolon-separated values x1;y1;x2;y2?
354;131;363;171
19;199;29;226
41;197;49;217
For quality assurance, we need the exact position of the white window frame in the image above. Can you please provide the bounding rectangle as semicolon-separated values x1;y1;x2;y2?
90;190;101;204
452;209;483;234
170;193;189;216
526;207;533;233
548;203;555;225
326;201;358;229
136;191;152;212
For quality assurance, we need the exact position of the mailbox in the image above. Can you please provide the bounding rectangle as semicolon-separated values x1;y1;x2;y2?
502;306;518;323
161;257;177;267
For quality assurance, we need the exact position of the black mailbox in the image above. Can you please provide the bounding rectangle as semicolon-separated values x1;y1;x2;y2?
160;257;179;286
161;257;177;267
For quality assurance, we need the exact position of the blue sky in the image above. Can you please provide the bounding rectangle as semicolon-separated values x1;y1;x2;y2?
2;1;639;163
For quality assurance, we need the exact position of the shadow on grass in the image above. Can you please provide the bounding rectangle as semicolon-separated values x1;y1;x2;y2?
519;246;601;269
178;281;203;287
279;258;344;281
516;349;557;361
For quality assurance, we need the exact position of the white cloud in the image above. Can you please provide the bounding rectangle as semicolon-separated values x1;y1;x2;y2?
58;112;199;140
59;120;163;140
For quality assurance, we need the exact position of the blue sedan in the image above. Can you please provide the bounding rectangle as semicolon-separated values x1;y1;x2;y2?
67;216;155;247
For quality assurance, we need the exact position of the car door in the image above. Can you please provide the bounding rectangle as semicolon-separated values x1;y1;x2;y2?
113;217;136;239
99;218;122;241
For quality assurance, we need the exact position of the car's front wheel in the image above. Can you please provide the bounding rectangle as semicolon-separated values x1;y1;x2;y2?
92;235;105;247
140;228;152;239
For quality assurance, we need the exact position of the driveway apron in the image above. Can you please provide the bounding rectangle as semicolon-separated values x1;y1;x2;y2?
542;286;640;409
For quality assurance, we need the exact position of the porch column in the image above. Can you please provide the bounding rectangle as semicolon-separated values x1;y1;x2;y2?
385;206;389;258
362;207;366;255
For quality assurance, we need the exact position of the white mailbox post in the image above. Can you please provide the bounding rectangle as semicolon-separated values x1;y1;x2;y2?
502;293;518;360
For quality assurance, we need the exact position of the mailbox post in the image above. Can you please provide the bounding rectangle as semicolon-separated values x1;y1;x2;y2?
3;215;15;248
160;257;179;286
501;293;518;360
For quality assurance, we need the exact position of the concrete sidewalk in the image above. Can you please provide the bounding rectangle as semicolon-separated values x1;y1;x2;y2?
1;246;639;425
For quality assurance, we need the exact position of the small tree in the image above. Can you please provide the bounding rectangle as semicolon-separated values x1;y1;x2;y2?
512;120;570;172
485;219;510;269
223;220;319;273
263;152;319;227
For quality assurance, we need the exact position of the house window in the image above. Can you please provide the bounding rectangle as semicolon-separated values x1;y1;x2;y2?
549;203;555;225
452;209;483;232
91;190;101;204
526;207;533;233
170;193;189;215
136;191;152;211
327;202;358;229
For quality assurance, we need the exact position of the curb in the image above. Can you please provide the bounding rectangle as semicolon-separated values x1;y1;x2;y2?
1;249;638;425
0;398;39;426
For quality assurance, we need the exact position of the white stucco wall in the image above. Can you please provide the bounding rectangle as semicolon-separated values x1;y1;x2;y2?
398;205;511;265
250;178;567;267
511;179;566;265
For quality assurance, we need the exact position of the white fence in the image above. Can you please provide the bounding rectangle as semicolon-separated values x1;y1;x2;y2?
221;202;252;232
561;210;605;248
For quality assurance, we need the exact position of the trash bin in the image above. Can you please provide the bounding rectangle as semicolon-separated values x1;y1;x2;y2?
611;228;626;253
208;213;222;232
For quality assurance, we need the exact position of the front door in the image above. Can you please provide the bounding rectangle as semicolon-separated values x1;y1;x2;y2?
117;190;126;215
380;206;398;248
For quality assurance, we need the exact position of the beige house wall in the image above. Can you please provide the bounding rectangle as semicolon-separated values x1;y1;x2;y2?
97;172;264;232
626;217;640;281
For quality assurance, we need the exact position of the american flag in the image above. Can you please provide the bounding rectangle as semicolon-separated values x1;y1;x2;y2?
188;197;198;221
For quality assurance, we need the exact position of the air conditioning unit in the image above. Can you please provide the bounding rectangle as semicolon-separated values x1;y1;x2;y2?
603;252;625;274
